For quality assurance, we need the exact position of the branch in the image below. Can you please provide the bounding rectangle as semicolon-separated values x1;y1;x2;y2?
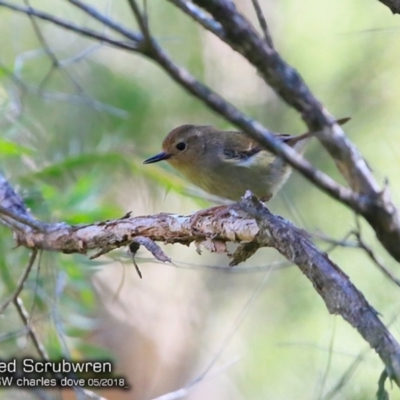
354;221;400;288
240;194;400;388
14;297;49;360
1;168;400;385
13;207;257;254
127;0;150;37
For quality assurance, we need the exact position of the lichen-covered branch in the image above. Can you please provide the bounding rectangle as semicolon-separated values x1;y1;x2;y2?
1;175;400;386
13;208;258;255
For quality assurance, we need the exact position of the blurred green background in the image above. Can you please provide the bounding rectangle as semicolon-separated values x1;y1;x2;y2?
1;0;400;399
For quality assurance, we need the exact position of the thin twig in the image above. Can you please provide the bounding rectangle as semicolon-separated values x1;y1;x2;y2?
0;214;27;232
0;205;48;232
316;319;336;399
13;296;49;360
152;357;240;400
153;264;271;400
0;0;139;51
191;266;272;385
59;43;102;67
322;347;370;400
358;236;400;287
0;59;129;118
13;297;107;400
127;0;151;39
28;249;43;325
67;0;143;42
251;0;274;48
354;219;400;288
0;249;38;314
167;0;225;39
312;230;359;250
23;0;87;96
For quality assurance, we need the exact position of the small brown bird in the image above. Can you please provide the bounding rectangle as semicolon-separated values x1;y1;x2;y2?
144;118;349;202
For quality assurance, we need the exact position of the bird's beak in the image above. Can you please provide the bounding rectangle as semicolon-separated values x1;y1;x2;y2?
143;151;171;164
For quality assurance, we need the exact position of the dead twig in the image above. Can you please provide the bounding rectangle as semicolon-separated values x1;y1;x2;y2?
0;249;38;314
251;0;274;48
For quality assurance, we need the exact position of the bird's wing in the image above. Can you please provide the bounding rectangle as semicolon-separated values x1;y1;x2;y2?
221;131;295;161
221;132;262;161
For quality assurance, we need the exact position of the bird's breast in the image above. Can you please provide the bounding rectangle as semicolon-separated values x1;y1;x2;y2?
170;151;292;201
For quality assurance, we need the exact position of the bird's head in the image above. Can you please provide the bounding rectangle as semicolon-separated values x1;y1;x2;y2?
144;125;211;170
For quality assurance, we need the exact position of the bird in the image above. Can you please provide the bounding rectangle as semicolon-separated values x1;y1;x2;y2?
143;118;350;202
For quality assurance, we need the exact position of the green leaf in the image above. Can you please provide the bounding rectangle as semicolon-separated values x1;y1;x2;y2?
0;138;33;156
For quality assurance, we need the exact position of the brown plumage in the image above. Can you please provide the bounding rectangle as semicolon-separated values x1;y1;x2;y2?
144;118;350;201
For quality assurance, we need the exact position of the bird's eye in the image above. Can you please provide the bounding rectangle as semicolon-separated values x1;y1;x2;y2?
176;142;187;151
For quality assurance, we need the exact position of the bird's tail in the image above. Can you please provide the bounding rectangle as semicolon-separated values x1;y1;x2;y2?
288;117;351;145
